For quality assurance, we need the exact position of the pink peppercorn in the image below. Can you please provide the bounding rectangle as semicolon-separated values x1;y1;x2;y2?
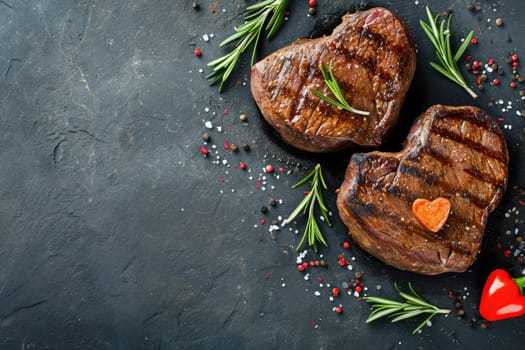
511;54;519;61
332;287;340;296
309;0;317;5
493;78;500;85
298;265;305;272
511;82;517;88
470;37;478;45
343;241;351;249
335;307;343;314
194;49;202;56
200;146;209;156
265;164;274;173
239;161;247;170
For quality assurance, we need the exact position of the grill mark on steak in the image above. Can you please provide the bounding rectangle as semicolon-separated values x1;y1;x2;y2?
356;153;494;210
432;126;508;163
346;195;472;256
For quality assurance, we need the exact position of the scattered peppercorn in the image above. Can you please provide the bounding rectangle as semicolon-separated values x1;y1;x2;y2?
480;320;490;329
335;306;343;314
230;144;238;152
308;0;317;6
308;7;316;15
319;259;328;267
467;3;475;11
495;18;503;26
194;49;202;57
240;113;248;122
192;2;200;10
200;146;209;156
457;309;465;317
493;78;500;85
470;37;478;45
202;133;210;142
261;205;268;214
342;241;351;249
268;198;278;207
242;144;250;151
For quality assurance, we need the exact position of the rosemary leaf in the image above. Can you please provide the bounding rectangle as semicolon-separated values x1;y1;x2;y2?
420;6;477;99
207;0;288;92
311;60;370;116
363;283;451;334
283;164;331;252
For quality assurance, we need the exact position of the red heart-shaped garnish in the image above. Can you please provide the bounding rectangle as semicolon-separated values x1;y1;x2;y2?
412;197;451;233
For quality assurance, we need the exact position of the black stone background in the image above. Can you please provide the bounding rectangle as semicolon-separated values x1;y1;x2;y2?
1;0;524;349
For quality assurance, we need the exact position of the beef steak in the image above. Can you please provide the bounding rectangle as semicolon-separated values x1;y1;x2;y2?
250;7;416;153
336;105;509;275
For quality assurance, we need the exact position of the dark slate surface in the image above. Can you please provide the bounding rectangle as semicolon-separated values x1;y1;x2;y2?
1;0;524;349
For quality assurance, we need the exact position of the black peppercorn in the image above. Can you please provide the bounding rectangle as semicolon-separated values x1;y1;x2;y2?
260;205;268;214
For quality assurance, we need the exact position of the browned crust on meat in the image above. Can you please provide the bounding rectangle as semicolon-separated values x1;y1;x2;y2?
336;105;509;275
250;7;417;153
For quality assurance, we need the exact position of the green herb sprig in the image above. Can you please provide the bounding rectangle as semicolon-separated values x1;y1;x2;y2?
363;283;451;334
311;60;370;116
283;164;331;252
419;6;477;99
207;0;288;91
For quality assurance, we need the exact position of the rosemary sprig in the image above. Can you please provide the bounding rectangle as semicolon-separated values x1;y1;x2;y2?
363;283;451;334
282;164;331;252
311;60;370;116
207;0;288;91
419;6;477;99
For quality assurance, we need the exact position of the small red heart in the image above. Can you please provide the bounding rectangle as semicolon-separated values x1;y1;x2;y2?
412;197;451;233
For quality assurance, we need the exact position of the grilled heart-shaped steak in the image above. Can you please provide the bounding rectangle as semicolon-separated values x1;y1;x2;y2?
336;105;509;275
250;7;416;152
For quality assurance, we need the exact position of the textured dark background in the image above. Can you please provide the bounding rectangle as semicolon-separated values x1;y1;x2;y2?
1;0;524;349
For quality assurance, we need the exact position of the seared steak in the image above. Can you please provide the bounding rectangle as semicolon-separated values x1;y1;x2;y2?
251;7;416;153
336;105;509;275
